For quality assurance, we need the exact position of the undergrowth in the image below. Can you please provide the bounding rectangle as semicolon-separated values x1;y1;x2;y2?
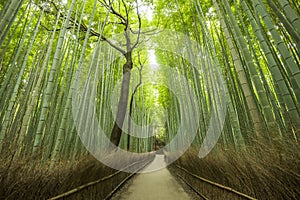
0;152;154;199
167;140;300;199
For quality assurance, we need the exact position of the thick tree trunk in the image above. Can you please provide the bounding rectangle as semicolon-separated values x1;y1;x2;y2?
110;53;133;147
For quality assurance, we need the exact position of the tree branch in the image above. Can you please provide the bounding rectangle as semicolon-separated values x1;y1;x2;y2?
101;36;126;55
132;0;141;50
99;0;127;25
121;0;129;23
130;27;164;36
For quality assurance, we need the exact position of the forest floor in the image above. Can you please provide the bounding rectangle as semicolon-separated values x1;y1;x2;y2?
111;154;192;200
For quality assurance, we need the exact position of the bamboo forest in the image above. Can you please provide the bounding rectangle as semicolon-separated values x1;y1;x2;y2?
0;0;299;199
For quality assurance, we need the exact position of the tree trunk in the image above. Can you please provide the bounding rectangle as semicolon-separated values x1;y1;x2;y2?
110;53;133;147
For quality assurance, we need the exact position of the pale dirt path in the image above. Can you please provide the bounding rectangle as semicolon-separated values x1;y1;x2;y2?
112;154;191;200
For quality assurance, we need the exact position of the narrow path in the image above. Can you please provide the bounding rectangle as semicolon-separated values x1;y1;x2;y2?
112;154;190;200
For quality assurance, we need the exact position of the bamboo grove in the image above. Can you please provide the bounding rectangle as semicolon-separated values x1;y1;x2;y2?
0;0;299;171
